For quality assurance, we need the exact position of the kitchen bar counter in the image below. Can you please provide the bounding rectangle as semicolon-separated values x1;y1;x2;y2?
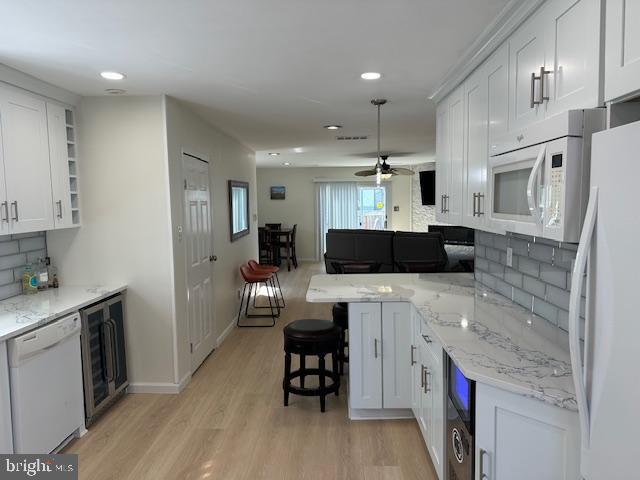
0;285;127;342
307;273;576;411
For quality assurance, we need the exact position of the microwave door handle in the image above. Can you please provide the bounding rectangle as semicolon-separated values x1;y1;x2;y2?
527;143;546;224
570;186;597;458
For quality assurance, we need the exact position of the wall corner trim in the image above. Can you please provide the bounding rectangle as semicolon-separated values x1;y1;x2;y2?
216;318;237;347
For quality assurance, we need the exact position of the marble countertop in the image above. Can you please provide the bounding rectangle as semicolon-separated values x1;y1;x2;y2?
0;285;127;342
307;273;576;411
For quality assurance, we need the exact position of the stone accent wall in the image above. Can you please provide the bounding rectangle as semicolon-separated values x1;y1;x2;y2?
475;231;585;337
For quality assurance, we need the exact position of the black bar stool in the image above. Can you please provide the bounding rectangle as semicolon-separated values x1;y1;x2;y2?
283;319;340;412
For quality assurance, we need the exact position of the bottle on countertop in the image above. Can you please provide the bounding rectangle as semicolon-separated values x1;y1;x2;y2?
37;258;49;290
46;257;59;288
21;264;38;295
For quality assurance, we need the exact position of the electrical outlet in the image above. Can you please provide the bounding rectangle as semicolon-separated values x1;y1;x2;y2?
506;247;513;267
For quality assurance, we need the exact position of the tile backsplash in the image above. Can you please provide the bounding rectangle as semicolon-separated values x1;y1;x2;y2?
475;231;585;336
0;232;47;301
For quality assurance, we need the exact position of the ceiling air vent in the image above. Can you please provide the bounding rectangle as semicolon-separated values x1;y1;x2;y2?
336;135;368;141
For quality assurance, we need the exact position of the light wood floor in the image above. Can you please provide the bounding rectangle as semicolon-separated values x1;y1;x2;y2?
64;262;436;480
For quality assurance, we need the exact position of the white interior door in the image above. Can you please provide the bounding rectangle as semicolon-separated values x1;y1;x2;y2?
183;153;215;373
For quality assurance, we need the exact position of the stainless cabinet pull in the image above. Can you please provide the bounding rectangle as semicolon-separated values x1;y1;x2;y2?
441;194;445;213
102;322;114;382
472;192;478;217
479;448;489;479
56;200;63;219
108;319;119;381
10;201;18;222
530;72;537;108
539;66;551;103
422;334;432;344
374;338;378;359
410;345;416;365
425;368;431;393
420;364;425;388
0;202;7;223
477;193;485;216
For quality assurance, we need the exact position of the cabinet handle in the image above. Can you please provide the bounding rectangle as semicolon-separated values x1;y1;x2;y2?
374;338;378;359
422;334;432;344
0;202;7;223
530;72;537;108
472;193;477;217
420;365;425;388
108;319;119;382
479;448;489;479
56;200;63;219
478;193;485;216
425;368;431;393
10;201;18;222
539;66;551;103
440;194;445;213
410;345;416;365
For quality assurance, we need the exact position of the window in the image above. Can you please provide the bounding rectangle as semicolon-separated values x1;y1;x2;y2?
228;180;249;241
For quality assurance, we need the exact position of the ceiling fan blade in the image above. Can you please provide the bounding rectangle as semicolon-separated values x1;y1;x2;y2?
355;169;377;177
389;167;415;175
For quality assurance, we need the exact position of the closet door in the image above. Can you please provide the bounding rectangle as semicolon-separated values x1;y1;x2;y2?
0;87;53;233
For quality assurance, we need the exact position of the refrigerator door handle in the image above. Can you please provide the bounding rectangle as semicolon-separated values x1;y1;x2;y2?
527;143;546;225
569;186;598;454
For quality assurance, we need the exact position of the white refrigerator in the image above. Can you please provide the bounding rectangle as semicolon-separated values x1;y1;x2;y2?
569;119;640;480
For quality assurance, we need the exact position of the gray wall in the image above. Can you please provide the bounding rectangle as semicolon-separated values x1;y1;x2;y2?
0;232;47;300
475;231;585;336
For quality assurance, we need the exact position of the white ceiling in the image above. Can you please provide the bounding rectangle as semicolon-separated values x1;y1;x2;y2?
0;0;509;167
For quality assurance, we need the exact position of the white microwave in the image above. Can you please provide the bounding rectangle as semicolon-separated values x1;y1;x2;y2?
488;110;605;242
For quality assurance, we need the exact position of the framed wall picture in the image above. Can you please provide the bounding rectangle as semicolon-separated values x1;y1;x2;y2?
270;186;286;200
228;180;250;241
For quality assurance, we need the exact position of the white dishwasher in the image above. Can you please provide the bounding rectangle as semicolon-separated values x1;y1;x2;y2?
8;313;85;453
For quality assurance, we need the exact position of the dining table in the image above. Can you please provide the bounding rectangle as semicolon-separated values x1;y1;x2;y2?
267;228;294;271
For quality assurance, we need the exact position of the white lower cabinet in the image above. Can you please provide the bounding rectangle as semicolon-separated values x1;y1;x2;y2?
475;382;580;480
348;302;412;411
0;342;13;453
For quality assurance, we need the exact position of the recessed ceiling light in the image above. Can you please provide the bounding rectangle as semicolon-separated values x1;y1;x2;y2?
100;71;126;80
361;72;381;80
293;147;304;153
324;125;342;130
105;88;126;95
282;162;291;166
268;152;280;156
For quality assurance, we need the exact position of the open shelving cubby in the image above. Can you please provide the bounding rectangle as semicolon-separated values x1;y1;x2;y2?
65;108;81;226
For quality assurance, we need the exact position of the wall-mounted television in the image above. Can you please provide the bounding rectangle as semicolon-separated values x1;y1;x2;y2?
419;170;436;206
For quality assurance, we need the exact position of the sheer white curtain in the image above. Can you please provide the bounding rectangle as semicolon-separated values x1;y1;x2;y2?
232;187;247;233
316;182;358;258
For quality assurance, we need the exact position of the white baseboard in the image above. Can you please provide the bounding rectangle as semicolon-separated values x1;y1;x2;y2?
216;318;236;347
127;380;186;394
348;407;414;421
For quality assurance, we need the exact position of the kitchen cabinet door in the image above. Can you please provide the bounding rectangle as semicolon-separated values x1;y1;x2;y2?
463;66;488;229
508;8;546;131
0;87;53;233
410;308;421;418
427;340;444;479
605;0;640;102
348;303;383;409
418;340;432;441
46;103;73;229
543;0;601;117
381;303;411;409
0;342;13;453
487;43;510;147
475;382;580;480
435;100;449;222
447;85;465;225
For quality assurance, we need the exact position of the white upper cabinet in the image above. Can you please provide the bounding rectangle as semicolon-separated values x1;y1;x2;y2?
463;65;489;228
0;87;54;234
46;103;73;229
509;0;601;131
543;0;601;116
487;44;510;145
605;0;640;102
509;8;547;131
435;100;449;221
447;86;465;225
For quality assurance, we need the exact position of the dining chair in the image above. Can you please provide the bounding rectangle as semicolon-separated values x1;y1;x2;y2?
258;227;273;264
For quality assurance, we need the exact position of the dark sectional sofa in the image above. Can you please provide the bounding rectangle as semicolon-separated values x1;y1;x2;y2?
324;228;474;274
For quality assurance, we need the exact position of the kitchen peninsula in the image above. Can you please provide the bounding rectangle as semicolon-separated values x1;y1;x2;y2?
306;273;580;479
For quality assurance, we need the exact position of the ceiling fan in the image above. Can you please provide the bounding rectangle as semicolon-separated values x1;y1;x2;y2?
355;99;415;184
